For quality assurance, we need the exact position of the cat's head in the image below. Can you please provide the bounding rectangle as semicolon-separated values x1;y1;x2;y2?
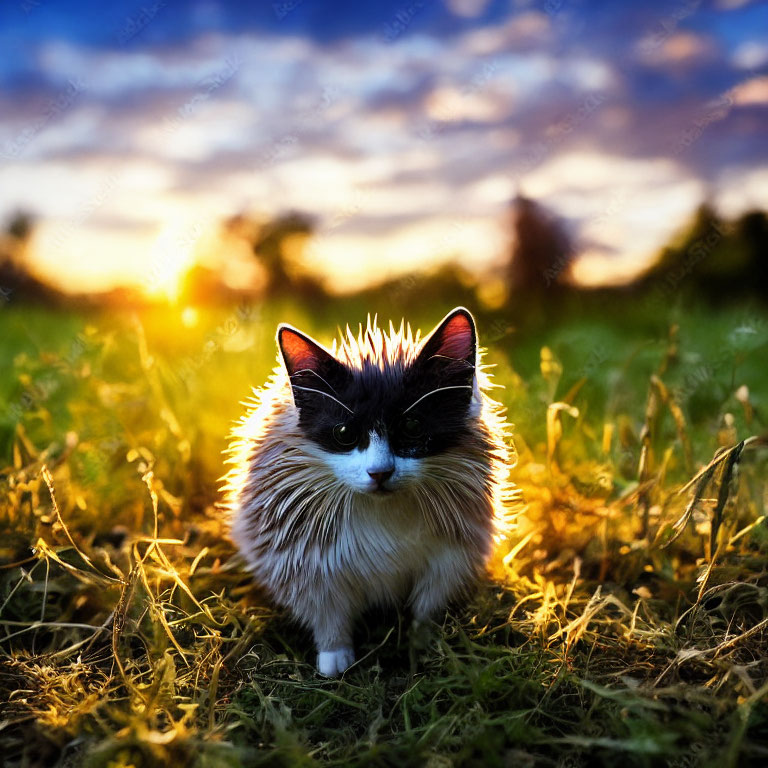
277;307;480;495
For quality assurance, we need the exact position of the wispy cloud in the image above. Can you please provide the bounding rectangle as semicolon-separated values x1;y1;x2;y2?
0;0;766;292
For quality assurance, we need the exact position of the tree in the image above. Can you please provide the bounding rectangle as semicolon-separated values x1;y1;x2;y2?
734;210;768;301
224;210;326;300
0;211;60;304
6;210;34;244
507;193;574;297
636;203;768;305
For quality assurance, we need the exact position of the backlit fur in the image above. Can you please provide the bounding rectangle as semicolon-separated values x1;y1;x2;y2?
223;309;516;676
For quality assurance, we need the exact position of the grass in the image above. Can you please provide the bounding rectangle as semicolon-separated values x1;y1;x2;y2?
1;294;768;767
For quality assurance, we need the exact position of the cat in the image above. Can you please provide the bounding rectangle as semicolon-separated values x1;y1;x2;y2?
224;307;514;677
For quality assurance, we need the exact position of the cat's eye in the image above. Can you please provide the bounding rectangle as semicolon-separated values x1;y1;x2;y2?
333;423;358;447
401;416;424;439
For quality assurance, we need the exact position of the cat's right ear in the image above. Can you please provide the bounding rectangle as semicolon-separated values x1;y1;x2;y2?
277;325;349;401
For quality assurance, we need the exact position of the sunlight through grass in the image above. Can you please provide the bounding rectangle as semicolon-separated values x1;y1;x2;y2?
1;300;767;767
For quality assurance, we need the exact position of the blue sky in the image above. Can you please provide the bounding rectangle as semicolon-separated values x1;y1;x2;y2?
1;0;766;293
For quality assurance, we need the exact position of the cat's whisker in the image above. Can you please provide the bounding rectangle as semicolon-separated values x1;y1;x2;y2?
403;385;473;414
427;354;475;368
291;368;342;396
291;386;354;414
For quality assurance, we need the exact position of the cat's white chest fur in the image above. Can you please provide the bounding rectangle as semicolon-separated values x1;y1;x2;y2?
325;497;438;597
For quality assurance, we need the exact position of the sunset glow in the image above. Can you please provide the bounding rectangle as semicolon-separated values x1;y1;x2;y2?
144;222;202;301
1;1;766;295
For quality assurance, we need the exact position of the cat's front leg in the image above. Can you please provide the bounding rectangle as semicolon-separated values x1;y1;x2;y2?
409;544;478;624
317;646;355;678
407;546;476;673
307;593;356;677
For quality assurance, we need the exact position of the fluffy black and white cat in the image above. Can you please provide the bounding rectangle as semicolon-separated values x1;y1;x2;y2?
224;307;513;676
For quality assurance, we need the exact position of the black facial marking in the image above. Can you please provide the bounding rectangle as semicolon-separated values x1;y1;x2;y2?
278;308;478;457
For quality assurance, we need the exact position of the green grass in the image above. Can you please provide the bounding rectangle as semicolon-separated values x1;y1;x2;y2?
2;295;768;768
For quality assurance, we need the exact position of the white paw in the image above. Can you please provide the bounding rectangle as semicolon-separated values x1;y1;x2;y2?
317;647;355;677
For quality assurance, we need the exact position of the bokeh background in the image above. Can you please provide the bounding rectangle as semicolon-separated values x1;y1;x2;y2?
2;2;768;766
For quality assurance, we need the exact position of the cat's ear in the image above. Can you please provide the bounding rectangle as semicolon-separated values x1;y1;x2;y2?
278;325;331;376
277;325;350;406
415;307;477;368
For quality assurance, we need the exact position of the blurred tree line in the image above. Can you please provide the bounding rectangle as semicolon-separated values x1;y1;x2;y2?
2;196;767;316
635;203;768;304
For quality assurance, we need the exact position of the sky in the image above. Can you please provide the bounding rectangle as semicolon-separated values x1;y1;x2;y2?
0;0;767;295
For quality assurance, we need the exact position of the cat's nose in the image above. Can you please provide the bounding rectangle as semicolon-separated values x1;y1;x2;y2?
368;469;394;485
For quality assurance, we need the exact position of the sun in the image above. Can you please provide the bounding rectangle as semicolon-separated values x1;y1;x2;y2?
144;221;201;302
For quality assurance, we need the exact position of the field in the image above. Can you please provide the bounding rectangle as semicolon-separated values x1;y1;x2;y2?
2;294;768;768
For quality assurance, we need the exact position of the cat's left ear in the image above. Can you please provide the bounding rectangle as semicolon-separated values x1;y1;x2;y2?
277;323;346;384
415;307;477;369
277;325;350;406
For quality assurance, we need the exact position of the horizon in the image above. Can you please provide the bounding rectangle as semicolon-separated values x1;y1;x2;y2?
1;0;767;296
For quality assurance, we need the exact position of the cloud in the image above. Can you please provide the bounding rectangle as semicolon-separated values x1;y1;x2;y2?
731;75;768;106
460;11;552;55
636;31;718;67
445;0;493;20
1;0;766;293
522;150;705;267
732;40;768;69
715;0;754;9
717;166;768;217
